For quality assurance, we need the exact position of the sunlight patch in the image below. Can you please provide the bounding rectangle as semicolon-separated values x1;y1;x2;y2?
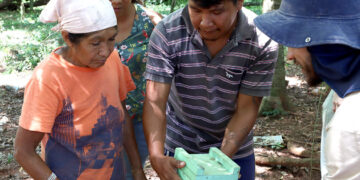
0;30;31;45
286;76;306;88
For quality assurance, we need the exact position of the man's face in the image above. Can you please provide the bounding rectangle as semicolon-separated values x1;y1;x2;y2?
188;0;242;41
287;47;322;86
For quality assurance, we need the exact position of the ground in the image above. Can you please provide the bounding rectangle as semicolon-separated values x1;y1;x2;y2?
0;63;326;180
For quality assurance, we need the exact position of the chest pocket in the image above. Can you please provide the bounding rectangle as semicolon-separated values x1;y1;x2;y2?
218;65;244;86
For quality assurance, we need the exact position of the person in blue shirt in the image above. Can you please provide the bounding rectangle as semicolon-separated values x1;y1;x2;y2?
254;0;360;179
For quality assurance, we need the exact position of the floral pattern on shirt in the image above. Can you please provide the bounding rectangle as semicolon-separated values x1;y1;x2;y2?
115;4;155;122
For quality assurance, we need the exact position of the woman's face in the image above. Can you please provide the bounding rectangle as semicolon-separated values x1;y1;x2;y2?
66;27;118;68
110;0;133;15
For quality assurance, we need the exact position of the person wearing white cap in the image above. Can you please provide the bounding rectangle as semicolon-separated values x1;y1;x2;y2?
13;0;146;179
255;0;360;179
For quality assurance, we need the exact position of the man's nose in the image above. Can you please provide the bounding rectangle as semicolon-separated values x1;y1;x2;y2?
286;50;295;61
200;14;214;27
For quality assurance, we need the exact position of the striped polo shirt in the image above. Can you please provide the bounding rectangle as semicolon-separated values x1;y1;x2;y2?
145;6;278;160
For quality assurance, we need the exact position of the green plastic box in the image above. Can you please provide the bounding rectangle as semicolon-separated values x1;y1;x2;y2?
174;147;240;180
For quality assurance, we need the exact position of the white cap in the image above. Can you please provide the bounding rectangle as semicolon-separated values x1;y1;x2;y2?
39;0;117;33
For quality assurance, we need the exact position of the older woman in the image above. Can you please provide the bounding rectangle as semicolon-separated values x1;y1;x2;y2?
13;0;145;179
110;0;162;179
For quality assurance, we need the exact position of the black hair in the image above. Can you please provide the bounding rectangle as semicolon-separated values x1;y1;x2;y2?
68;33;88;44
132;0;143;4
67;26;118;44
191;0;238;8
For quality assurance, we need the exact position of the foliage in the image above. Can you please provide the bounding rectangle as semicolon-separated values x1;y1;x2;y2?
0;8;63;73
146;0;262;15
146;0;187;15
244;0;262;15
0;0;263;73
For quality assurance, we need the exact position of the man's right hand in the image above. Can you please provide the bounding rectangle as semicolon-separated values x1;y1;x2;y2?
332;92;343;112
150;154;186;180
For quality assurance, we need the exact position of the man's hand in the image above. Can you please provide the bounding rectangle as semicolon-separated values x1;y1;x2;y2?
332;92;343;112
150;154;185;180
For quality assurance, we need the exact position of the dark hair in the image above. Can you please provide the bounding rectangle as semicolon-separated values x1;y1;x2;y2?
132;0;143;4
68;33;88;44
191;0;238;8
67;26;118;44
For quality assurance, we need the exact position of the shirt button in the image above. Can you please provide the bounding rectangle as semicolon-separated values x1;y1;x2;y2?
305;37;311;43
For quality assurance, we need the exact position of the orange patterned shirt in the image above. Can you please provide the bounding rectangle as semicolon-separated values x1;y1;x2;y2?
19;48;135;179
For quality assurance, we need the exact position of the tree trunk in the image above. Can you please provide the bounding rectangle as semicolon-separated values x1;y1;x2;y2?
20;0;25;20
256;156;320;168
170;0;176;13
287;141;320;159
259;0;293;115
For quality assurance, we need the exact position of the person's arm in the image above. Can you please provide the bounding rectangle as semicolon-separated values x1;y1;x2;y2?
122;101;146;180
142;6;163;25
14;127;57;180
221;94;262;157
143;80;185;180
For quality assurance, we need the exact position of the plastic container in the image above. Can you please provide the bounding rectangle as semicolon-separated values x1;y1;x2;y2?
174;147;240;180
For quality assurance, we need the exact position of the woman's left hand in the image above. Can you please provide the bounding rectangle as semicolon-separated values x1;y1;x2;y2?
132;168;147;180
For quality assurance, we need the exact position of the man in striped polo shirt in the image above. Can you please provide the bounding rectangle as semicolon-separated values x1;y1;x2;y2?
143;0;278;179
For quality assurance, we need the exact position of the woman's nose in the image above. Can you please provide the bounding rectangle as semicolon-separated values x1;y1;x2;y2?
99;45;112;57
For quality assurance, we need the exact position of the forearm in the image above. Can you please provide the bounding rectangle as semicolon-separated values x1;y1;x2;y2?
142;80;170;158
15;149;53;180
221;95;262;158
143;97;167;157
14;127;54;180
123;121;143;170
221;112;257;157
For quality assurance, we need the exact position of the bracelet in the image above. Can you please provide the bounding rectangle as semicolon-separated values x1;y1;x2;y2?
48;172;57;180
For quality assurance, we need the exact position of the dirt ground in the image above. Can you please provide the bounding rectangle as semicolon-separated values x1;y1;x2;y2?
0;63;326;180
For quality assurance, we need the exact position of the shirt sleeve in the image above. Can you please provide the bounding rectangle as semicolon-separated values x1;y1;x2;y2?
145;21;175;84
112;50;136;101
239;37;279;97
19;79;61;133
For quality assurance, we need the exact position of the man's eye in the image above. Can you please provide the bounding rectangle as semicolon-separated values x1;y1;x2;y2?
213;10;223;15
92;42;100;46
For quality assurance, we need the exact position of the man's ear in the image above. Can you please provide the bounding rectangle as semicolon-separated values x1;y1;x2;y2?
61;30;73;47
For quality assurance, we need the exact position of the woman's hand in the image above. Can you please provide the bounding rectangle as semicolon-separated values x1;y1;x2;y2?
132;168;147;180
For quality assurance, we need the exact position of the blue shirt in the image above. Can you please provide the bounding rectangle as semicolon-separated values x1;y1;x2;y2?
309;44;360;98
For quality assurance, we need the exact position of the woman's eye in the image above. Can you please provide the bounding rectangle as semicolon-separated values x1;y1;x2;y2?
92;42;100;46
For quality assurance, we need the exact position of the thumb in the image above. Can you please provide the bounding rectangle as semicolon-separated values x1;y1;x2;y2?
171;158;186;169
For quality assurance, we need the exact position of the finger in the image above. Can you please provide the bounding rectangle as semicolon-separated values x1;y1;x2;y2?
170;158;186;169
161;167;181;180
177;160;186;168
